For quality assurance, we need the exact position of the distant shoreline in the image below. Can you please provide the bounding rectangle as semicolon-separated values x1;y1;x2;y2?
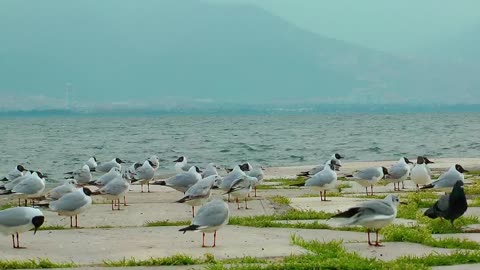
1;104;480;117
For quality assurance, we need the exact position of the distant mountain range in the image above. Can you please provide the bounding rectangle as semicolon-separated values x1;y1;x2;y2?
0;0;479;109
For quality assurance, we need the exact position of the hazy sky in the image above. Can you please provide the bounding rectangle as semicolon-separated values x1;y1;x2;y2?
214;0;480;54
1;0;479;110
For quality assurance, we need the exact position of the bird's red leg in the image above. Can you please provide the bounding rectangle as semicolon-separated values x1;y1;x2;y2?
123;196;127;206
374;230;383;246
365;187;369;196
245;198;249;209
141;184;144;193
202;232;206;247
192;206;195;218
147;182;150;193
117;199;121;210
254;186;257;197
70;216;73;228
370;185;374;196
236;198;240;210
12;234;16;248
367;229;373;246
213;231;217;247
16;232;20;248
18;198;21;207
75;215;78;228
111;200;114;211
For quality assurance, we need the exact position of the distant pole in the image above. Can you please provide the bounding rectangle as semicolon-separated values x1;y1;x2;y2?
65;82;71;110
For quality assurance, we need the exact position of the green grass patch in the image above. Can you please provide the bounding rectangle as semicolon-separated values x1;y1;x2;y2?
38;225;67;231
104;254;200;267
337;182;352;192
0;258;76;269
418;213;479;234
145;220;190;227
269;195;291;205
382;224;480;249
220;256;268;264
465;184;480;195
0;202;16;210
264;177;304;187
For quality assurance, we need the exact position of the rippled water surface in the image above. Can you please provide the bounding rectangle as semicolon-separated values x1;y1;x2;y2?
1;113;478;182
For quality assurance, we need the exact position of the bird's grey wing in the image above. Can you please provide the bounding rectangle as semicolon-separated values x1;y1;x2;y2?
50;192;88;211
186;182;210;197
388;165;408;179
433;172;457;188
101;181;128;195
168;173;195;188
13;180;41;194
193;202;229;227
354;168;381;180
358;200;395;216
308;165;323;175
4;176;27;190
434;195;450;212
0;209;30;227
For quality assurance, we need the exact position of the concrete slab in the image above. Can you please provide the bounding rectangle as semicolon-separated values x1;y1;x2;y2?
42;198;275;228
433;233;480;243
0;226;308;265
289;196;373;213
344;242;454;261
274;218;417;228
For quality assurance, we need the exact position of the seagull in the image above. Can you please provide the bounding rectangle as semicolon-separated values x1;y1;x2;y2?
0;207;44;248
68;165;92;185
176;175;222;217
332;194;401;246
225;175;257;209
92;167;121;186
297;157;342;177
351;167;389;196
387;157;413;191
421;164;468;191
45;179;78;200
153;166;202;193
246;165;265;197
174;156;189;173
179;198;230;248
12;171;46;206
49;187;93;227
94;175;130;211
132;160;156;193
292;160;337;201
201;163;220;178
219;165;246;193
2;165;27;182
424;181;467;226
85;156;98;171
411;156;434;190
0;171;32;193
95;158;124;173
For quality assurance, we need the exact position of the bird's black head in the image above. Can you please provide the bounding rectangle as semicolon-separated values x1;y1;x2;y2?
403;157;413;164
36;171;45;179
328;162;335;170
335;153;344;159
174;156;184;163
134;162;142;170
423;157;434;164
93;156;97;161
416;156;425;165
32;216;45;235
382;167;389;176
239;163;251;172
17;165;27;172
148;160;155;167
82;187;92;196
195;166;202;173
453;180;464;189
455;164;468;173
115;158;124;164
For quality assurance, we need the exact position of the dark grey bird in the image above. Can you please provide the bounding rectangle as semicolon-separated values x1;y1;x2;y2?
424;180;467;225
